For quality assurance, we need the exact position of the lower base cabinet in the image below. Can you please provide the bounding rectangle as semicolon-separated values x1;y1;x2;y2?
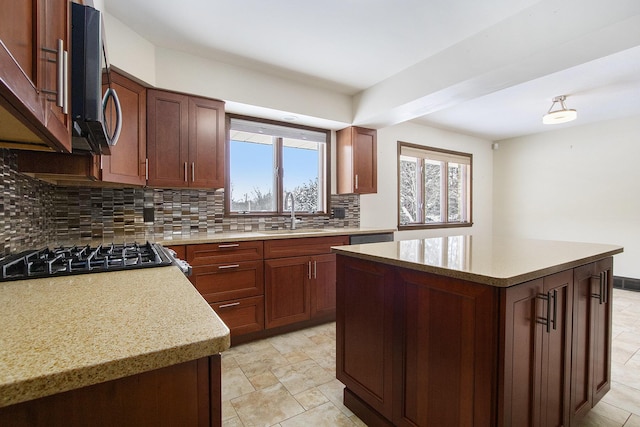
570;257;613;423
0;355;222;427
336;255;613;427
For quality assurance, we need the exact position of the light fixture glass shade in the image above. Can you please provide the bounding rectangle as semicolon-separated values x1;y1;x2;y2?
542;95;577;124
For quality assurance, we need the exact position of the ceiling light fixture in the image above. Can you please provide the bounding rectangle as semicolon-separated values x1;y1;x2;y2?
542;95;577;125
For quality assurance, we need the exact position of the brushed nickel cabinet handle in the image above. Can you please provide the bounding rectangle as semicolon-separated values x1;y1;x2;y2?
313;260;317;279
218;243;240;249
355;174;359;190
218;302;240;309
218;264;240;270
191;162;195;182
591;274;604;305
145;158;149;180
308;261;312;280
41;39;65;108
184;162;188;182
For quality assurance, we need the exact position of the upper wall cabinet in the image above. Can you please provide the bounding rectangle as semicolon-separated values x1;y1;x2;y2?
0;0;72;152
100;71;147;186
147;89;225;189
336;126;377;194
16;71;147;186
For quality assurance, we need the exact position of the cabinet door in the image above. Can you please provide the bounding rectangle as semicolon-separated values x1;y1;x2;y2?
501;278;544;427
592;258;613;403
40;0;72;151
188;96;224;188
310;253;337;319
539;270;573;427
336;255;394;420
0;1;37;82
147;90;189;187
571;258;613;423
101;72;147;185
395;268;497;427
353;127;377;194
337;126;377;194
264;257;310;328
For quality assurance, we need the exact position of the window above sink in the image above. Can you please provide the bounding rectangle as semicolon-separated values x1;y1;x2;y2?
226;115;330;217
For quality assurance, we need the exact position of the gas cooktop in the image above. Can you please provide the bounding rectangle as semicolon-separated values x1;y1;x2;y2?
0;242;174;282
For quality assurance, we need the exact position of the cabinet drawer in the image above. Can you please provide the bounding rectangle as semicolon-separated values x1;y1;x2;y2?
187;241;263;265
210;296;264;336
190;260;264;303
264;236;349;259
165;245;186;259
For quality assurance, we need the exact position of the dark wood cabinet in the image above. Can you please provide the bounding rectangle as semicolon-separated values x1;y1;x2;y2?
337;126;377;194
501;269;573;427
396;268;498;427
15;71;147;186
187;241;265;337
0;0;72;152
337;254;611;427
310;253;338;319
264;236;349;329
265;256;312;328
100;71;147;185
40;0;72;149
570;257;613;423
147;90;224;189
0;355;222;427
336;256;394;422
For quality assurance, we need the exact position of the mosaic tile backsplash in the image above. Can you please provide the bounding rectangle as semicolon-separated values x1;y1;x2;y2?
1;149;360;254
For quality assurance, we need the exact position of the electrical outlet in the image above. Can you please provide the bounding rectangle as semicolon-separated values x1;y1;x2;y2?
333;207;346;219
143;207;155;222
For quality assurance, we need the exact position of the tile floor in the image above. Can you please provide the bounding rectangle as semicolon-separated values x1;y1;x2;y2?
221;289;640;426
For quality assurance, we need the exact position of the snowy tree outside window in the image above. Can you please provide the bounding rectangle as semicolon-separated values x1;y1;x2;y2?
399;142;472;228
227;117;328;215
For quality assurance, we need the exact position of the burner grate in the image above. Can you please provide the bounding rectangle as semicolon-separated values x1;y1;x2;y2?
0;242;173;281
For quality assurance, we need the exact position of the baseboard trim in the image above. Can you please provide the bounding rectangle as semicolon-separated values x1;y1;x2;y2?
613;276;640;292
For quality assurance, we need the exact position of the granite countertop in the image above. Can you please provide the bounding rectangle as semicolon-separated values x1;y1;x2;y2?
155;227;396;245
0;266;230;408
332;234;624;287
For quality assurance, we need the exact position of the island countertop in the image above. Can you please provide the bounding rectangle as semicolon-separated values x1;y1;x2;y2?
0;266;230;408
332;235;623;287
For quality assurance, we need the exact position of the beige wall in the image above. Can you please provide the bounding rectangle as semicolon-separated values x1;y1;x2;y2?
493;115;640;278
360;121;494;240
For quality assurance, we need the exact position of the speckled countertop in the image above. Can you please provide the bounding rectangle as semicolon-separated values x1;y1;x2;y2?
155;227;396;245
0;266;230;408
332;235;623;287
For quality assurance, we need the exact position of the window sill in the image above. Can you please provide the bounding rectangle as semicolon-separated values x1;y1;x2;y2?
398;222;473;231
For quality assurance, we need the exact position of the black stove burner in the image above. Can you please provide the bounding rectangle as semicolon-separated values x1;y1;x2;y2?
0;242;173;282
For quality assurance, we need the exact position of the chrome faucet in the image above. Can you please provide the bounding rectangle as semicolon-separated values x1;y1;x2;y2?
285;192;296;230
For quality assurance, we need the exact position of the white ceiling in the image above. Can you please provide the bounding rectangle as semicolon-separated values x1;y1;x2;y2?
104;0;640;141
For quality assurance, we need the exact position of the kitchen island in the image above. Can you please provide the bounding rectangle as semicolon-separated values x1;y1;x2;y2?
0;266;230;426
333;235;623;427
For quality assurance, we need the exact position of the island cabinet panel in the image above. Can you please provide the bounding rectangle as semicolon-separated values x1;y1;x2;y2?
570;257;613;423
336;256;394;421
500;269;573;427
394;269;498;427
0;355;222;427
336;253;611;426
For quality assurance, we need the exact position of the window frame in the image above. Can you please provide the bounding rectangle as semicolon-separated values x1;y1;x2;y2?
397;141;473;230
225;114;331;217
